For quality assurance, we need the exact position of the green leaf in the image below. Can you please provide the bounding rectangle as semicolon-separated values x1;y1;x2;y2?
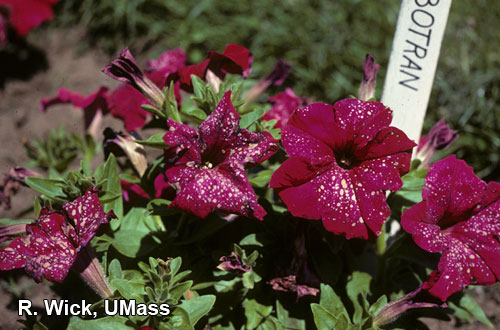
146;199;178;216
368;295;388;316
177;295;216;326
0;218;33;226
25;177;66;202
135;133;169;149
458;294;493;327
249;169;274;188
111;208;161;257
67;316;132;330
239;107;267;129
276;301;306;330
243;299;273;330
108;259;123;282
112;230;159;258
311;304;337;330
319;284;350;321
166;307;194;330
346;272;372;324
395;168;429;203
239;233;264;247
110;279;146;301
141;104;166;119
95;154;123;220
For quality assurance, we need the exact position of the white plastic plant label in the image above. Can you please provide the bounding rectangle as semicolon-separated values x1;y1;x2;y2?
381;0;452;143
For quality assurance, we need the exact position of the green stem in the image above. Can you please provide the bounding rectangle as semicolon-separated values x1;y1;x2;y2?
376;221;386;256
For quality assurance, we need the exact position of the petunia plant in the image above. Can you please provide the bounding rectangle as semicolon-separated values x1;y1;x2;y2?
1;43;499;330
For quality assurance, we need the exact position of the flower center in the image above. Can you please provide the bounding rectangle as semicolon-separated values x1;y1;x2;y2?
335;151;358;170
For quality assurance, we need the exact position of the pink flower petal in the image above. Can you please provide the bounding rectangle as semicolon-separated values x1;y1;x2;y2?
0;0;57;37
199;91;240;153
110;84;151;132
63;187;115;247
263;88;306;129
402;155;500;300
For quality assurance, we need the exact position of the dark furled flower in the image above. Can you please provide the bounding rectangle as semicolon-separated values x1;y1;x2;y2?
0;166;36;210
162;91;279;220
103;48;164;108
401;155;500;301
166;44;253;93
262;88;307;129
0;0;57;37
244;59;291;103
0;187;115;286
270;99;415;239
217;252;251;272
41;87;110;136
359;54;380;101
415;118;458;168
269;276;319;298
110;84;152;132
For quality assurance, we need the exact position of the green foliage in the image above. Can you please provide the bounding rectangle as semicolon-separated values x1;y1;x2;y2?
24;126;99;173
25;154;122;214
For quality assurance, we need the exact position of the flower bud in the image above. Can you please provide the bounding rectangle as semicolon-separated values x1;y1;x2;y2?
103;48;165;108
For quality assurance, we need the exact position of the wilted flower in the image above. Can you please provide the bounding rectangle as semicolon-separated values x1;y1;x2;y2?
0;166;36;210
269;276;319;298
0;0;57;38
244;59;291;104
103;48;165;108
401;155;500;301
217;252;251;272
262;88;307;129
41;86;111;137
415;118;458;168
359;54;380;101
373;284;445;327
270;99;415;239
162;91;278;219
0;187;115;297
103;128;147;176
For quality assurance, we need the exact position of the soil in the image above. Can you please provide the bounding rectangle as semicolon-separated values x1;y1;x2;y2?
0;27;499;330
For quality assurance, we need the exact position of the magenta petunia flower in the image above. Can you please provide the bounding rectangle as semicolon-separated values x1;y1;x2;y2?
145;47;187;87
0;187;115;282
41;87;111;131
401;155;500;301
110;84;152;132
0;0;57;37
208;43;253;78
166;44;253;92
262;88;307;129
270;99;415;239
162;91;278;220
